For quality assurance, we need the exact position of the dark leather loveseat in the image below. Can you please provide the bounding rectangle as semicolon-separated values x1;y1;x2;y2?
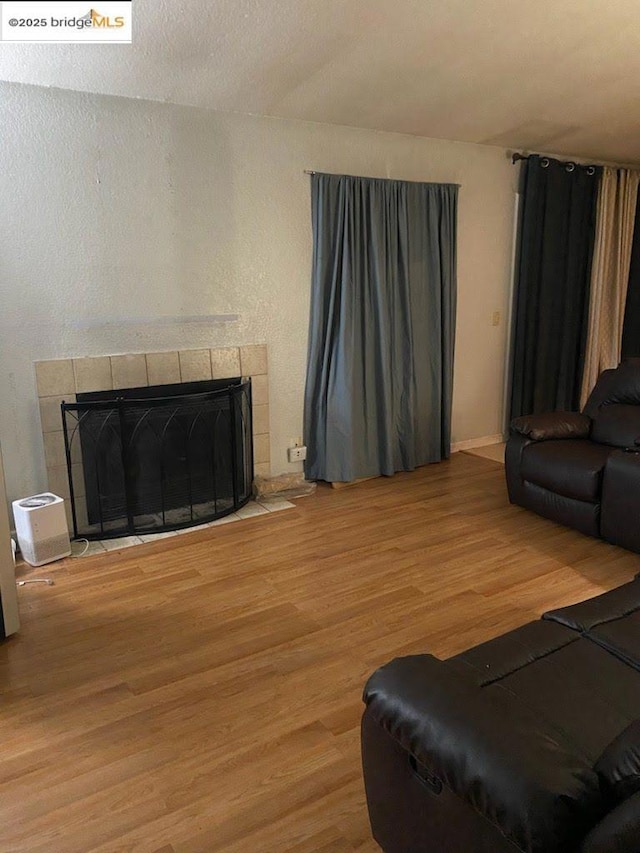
506;359;640;552
362;577;640;852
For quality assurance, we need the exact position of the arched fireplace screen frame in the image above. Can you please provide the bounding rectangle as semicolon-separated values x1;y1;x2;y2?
61;378;253;540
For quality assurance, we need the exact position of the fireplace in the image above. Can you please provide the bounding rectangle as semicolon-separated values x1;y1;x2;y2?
61;378;253;539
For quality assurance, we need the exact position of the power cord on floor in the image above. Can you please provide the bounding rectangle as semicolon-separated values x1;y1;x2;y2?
71;538;90;558
12;538;89;590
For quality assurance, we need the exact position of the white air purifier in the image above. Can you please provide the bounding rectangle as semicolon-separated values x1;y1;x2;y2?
12;493;71;567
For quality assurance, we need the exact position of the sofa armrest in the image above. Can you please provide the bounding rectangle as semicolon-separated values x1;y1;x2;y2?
581;791;640;853
510;411;591;441
595;719;640;801
364;655;602;853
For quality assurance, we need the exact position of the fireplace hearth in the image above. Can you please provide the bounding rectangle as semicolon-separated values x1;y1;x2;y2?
61;378;253;539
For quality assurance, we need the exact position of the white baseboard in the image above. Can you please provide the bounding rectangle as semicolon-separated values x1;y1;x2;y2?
451;433;505;453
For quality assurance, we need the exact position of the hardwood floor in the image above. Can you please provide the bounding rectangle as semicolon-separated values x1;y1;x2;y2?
1;452;638;852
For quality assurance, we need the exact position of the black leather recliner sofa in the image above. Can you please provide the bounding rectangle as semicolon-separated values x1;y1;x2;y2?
506;359;640;552
361;577;640;853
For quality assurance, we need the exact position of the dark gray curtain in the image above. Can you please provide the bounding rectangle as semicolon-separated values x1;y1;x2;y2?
509;156;600;419
621;194;640;358
303;173;458;483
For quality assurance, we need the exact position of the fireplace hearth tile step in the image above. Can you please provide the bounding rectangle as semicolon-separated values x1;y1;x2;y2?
138;531;178;543
257;499;295;513
236;502;270;520
99;536;145;551
174;523;212;535
71;540;107;557
76;501;294;556
208;513;241;526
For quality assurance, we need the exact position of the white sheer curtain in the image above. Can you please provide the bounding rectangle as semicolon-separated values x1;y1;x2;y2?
580;167;640;408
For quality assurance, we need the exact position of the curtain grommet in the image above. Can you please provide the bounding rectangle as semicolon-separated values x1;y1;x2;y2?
541;158;550;168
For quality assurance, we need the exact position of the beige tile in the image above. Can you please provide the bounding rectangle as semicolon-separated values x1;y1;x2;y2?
35;360;75;397
179;350;212;382
253;433;270;465
253;462;271;478
139;531;179;543
111;354;148;390
257;498;295;512
251;374;269;406
44;432;80;468
240;344;268;376
65;462;86;499
43;432;68;469
236;502;269;519
252;404;270;436
209;513;241;526
210;348;241;379
146;352;181;386
73;357;112;393
46;465;71;500
72;498;89;534
39;395;70;434
100;536;144;552
174;523;211;535
64;501;73;534
75;540;106;557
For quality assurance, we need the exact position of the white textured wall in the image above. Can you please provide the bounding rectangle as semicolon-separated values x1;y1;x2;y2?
0;81;517;502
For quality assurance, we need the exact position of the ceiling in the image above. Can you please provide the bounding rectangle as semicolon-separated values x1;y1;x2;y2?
2;0;640;163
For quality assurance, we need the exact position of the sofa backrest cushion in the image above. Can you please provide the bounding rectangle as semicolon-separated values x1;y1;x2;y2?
584;360;640;418
590;404;640;449
544;577;640;634
595;719;640;801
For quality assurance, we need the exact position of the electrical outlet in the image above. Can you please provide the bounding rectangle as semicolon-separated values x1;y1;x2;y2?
288;445;307;462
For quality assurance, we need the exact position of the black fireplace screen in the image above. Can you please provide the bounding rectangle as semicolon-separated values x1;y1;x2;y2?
61;377;253;540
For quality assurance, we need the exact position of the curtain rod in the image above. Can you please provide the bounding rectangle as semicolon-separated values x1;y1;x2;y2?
511;151;600;175
511;151;604;172
302;169;461;187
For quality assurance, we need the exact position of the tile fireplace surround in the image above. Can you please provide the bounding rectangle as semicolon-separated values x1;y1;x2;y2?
35;346;270;532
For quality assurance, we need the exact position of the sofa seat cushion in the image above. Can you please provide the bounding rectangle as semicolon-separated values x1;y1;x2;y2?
453;619;577;686
588;613;640;671
521;439;613;502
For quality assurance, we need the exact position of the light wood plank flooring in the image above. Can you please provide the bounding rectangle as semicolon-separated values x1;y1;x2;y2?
1;453;638;852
